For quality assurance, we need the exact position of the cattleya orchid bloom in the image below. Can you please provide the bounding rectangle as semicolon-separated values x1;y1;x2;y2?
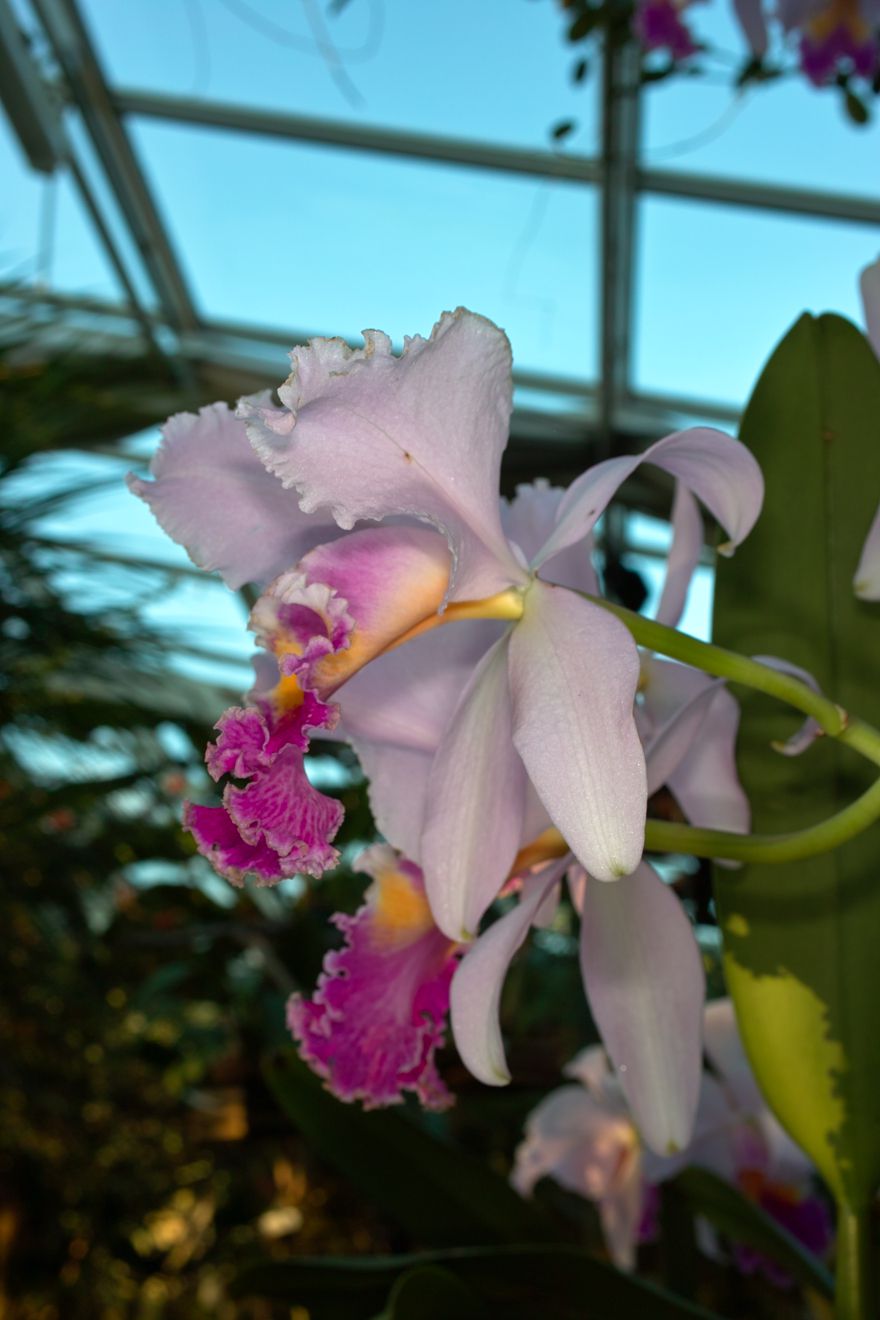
237;310;762;944
733;0;880;84
633;0;700;59
288;844;459;1109
321;494;748;1147
512;1000;833;1279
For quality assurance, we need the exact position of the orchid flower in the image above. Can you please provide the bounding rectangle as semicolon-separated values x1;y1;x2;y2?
512;1000;833;1280
326;484;750;1149
236;310;762;943
633;0;701;60
288;844;460;1110
732;0;879;85
855;257;880;602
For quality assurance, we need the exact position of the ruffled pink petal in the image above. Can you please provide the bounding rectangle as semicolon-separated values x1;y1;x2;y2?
654;484;704;629
859;256;880;360
854;499;880;602
242;311;526;601
580;861;705;1155
449;869;562;1085
421;635;528;941
184;801;301;884
252;526;452;696
533;428;764;569
127;399;336;589
187;694;342;884
508;582;646;883
287;845;459;1109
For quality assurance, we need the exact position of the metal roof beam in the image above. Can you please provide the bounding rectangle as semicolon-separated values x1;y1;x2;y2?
112;87;602;185
31;0;199;331
639;165;880;227
112;86;880;228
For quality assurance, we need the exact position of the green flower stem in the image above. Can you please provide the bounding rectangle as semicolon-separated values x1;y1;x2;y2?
589;596;847;735
586;597;880;865
644;767;880;864
835;1205;873;1320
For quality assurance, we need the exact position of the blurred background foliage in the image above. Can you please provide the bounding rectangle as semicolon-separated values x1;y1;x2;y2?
0;331;826;1319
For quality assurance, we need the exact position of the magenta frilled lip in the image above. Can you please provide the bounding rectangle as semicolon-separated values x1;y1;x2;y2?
287;847;460;1109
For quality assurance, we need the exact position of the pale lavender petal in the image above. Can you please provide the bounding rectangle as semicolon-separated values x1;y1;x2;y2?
512;1085;613;1195
644;673;722;796
502;480;599;594
703;998;765;1115
854;500;880;602
251;526;451;696
450;872;560;1085
288;846;458;1109
667;686;751;837
242;311;526;600
508;583;646;883
422;635;528;940
127;399;336;589
654;484;704;628
336;619;503;859
752;654;824;756
859;257;880;359
533;428;763;568
642;657;750;838
580;861;705;1154
731;0;769;54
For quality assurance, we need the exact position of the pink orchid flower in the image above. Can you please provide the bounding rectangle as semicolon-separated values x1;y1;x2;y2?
732;0;879;85
327;482;751;1148
288;844;460;1110
512;1000;833;1279
236;310;762;943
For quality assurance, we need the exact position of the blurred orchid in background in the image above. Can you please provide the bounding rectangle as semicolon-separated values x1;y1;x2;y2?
732;0;880;84
511;999;833;1279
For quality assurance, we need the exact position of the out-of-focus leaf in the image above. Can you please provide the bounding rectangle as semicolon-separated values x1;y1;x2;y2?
263;1052;556;1245
378;1265;482;1319
712;314;880;1212
231;1246;721;1318
675;1167;834;1297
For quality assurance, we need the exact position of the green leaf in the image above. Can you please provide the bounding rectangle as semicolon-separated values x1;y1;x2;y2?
231;1246;721;1319
263;1052;556;1245
712;313;880;1211
674;1167;834;1297
379;1265;483;1319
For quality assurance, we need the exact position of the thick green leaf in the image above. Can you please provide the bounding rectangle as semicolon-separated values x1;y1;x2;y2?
231;1246;720;1319
263;1052;556;1245
712;313;880;1210
674;1167;833;1297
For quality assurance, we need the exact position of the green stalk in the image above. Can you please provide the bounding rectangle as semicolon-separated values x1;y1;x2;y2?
589;596;848;735
586;596;880;865
835;1205;873;1320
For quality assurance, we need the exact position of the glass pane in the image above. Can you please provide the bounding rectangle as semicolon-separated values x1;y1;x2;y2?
634;195;872;407
641;0;880;196
80;0;599;152
131;118;600;380
0;111;124;302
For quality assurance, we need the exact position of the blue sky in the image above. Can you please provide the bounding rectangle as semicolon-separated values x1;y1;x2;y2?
1;0;878;657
